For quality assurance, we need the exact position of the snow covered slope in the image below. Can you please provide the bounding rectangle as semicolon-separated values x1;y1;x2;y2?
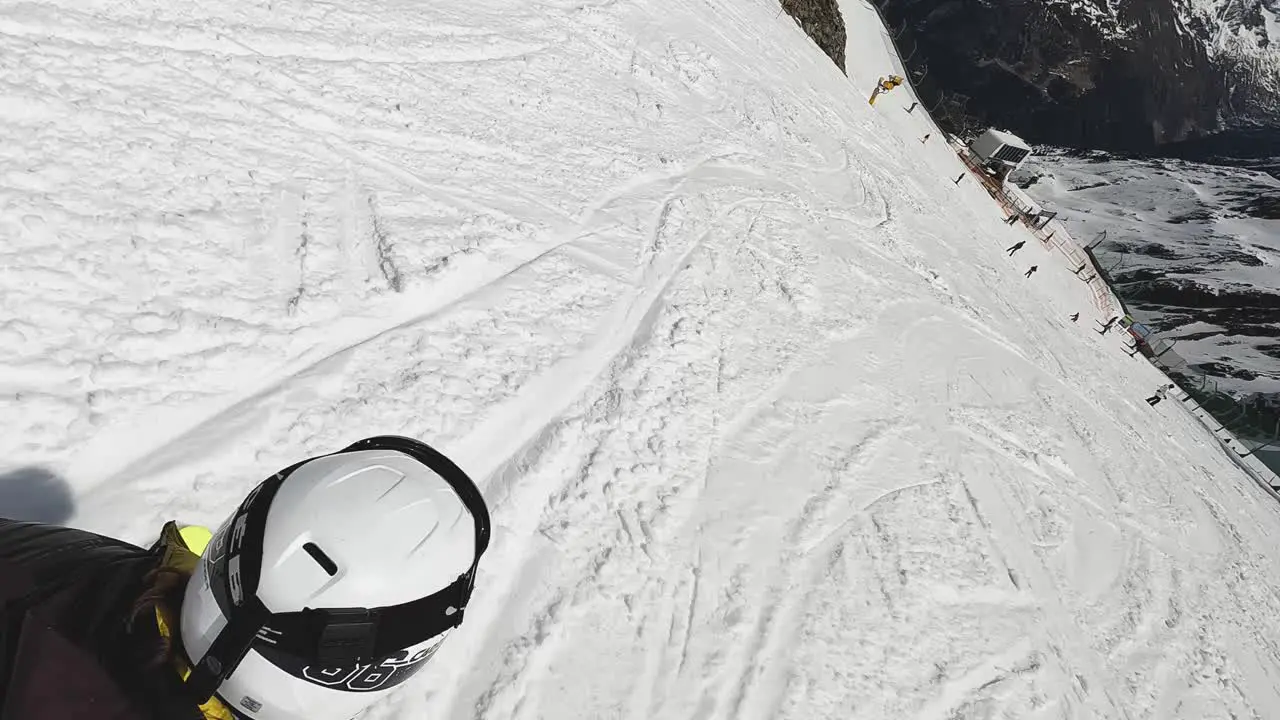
1015;149;1280;397
5;0;1280;718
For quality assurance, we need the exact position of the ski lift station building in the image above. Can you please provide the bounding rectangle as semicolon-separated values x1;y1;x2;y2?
968;129;1032;182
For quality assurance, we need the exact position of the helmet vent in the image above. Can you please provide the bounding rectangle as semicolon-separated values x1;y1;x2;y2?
303;542;339;576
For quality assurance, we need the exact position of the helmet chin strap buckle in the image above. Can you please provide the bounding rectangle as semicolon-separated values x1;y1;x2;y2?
316;608;379;665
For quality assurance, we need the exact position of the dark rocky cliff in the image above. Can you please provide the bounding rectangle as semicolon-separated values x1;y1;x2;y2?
875;0;1279;149
782;0;847;73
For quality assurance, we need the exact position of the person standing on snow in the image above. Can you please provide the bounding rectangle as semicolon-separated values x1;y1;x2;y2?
1145;383;1175;406
1097;316;1119;335
1024;265;1038;278
1070;312;1080;322
0;436;490;720
1007;240;1026;255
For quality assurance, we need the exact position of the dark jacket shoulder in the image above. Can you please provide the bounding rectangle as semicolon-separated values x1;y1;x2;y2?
0;519;202;720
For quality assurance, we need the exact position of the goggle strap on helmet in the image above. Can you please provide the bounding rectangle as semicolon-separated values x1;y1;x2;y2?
183;436;490;704
186;596;271;702
259;567;472;661
186;464;292;702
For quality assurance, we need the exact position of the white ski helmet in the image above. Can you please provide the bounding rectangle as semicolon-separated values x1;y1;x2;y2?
179;436;490;720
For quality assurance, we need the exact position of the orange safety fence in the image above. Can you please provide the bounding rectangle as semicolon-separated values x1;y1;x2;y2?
949;142;1121;317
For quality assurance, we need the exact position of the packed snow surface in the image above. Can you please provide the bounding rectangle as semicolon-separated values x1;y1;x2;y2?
4;0;1280;718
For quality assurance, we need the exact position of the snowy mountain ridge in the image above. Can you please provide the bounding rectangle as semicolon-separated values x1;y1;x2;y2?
1068;0;1280;119
1046;0;1136;40
1185;0;1280;49
1184;0;1280;117
1073;0;1280;120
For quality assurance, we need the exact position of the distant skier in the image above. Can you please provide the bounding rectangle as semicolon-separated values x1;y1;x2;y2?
1145;383;1175;406
920;133;931;144
1005;214;1019;226
1070;312;1080;322
1024;265;1038;278
0;436;490;720
954;173;965;185
1097;316;1119;335
906;101;919;113
1006;241;1026;255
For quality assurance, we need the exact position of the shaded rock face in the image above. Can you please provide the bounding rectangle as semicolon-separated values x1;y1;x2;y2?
1161;126;1280;187
1119;276;1280;336
782;0;847;73
879;0;1279;149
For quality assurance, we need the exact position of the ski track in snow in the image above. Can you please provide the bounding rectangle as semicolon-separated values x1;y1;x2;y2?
4;0;1280;718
